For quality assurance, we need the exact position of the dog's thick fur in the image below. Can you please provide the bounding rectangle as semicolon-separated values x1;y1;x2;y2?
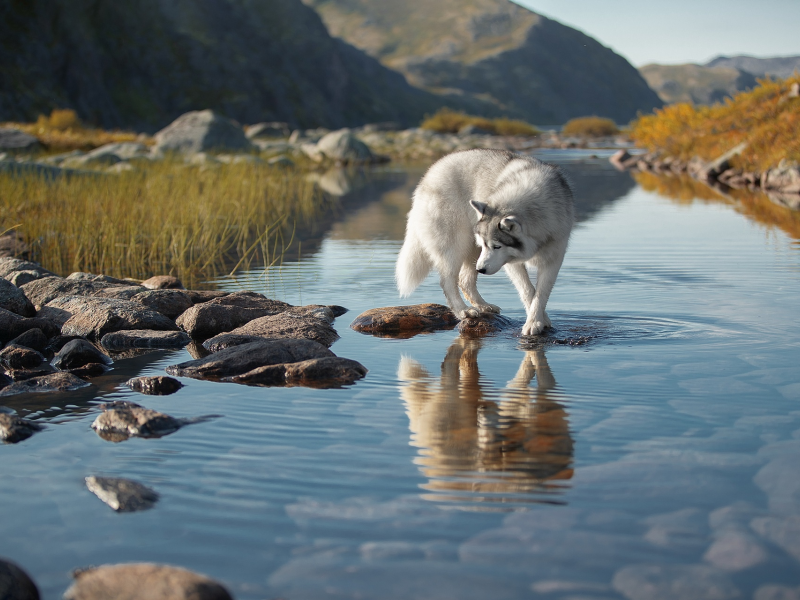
396;149;574;335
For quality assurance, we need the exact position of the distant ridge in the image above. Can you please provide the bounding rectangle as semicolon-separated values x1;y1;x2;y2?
639;63;757;105
705;55;800;79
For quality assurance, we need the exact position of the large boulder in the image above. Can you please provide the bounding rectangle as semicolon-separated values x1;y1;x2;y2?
203;310;339;349
19;277;133;309
350;304;458;337
227;356;367;388
153;110;255;154
315;129;376;164
131;290;193;320
0;127;42;153
176;291;291;339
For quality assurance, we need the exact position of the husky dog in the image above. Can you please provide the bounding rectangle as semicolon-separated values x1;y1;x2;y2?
395;149;574;336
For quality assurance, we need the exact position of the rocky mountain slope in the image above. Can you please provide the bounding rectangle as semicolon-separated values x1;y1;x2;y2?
639;63;758;105
302;0;662;124
0;0;443;131
706;55;800;79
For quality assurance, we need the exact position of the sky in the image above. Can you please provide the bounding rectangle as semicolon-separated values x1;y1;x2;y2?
513;0;800;67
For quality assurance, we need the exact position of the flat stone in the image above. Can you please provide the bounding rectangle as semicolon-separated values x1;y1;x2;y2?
85;476;159;512
6;270;43;287
90;285;147;300
0;257;54;281
0;278;35;317
0;557;40;599
66;363;110;378
5;328;48;352
201;334;265;353
182;290;229;304
167;339;333;381
703;531;768;571
131;290;193;319
64;563;233;600
227;356;367;388
141;275;185;290
66;272;131;285
0;413;44;443
612;564;741;600
91;400;182;442
0;344;44;370
176;291;291;339
100;329;191;350
19;277;125;308
125;376;183;396
0;308;60;344
350;303;458;337
203;311;338;349
52;339;112;370
0;372;91;397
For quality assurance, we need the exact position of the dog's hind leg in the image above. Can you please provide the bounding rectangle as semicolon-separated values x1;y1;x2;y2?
459;264;501;314
504;263;536;312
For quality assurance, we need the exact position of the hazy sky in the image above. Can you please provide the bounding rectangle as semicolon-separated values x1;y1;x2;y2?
513;0;800;66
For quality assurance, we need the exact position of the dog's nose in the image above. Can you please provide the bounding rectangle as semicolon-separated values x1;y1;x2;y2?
477;268;486;274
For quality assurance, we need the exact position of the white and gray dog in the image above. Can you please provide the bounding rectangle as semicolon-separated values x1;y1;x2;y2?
395;149;574;336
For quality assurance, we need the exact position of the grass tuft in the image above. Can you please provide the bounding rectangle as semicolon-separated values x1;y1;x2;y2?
420;108;539;136
561;116;620;137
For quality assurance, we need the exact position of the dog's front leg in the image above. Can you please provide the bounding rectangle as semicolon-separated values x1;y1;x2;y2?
440;271;480;319
504;263;536;312
523;263;560;336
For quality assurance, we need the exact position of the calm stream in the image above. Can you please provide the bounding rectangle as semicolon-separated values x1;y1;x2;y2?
2;150;800;599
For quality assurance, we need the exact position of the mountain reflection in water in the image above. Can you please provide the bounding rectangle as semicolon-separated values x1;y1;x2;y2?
398;339;573;506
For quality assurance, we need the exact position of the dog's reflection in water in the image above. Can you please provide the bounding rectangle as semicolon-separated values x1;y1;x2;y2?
398;338;573;504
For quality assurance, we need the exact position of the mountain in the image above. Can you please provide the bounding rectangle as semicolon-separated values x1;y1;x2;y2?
0;0;445;131
706;55;800;79
301;0;662;124
639;63;758;105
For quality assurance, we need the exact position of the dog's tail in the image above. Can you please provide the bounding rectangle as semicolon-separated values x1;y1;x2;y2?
395;233;432;297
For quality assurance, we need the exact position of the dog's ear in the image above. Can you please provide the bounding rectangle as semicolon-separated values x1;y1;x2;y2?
499;216;520;233
470;200;489;218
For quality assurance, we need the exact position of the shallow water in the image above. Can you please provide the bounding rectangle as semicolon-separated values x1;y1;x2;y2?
3;150;800;599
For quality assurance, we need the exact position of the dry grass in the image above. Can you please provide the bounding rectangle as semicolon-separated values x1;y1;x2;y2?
630;76;800;173
2;108;149;152
0;161;328;288
561;116;620;137
420;108;539;136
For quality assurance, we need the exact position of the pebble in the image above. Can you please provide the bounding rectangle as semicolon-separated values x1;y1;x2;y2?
91;400;182;441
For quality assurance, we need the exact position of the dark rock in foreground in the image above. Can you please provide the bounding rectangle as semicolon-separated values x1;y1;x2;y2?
6;328;48;352
66;363;110;379
3;365;57;383
0;308;60;344
125;376;184;396
91;400;182;442
0;345;44;370
100;330;191;350
64;563;232;600
0;278;35;317
227;356;367;388
351;303;458;337
85;476;159;512
0;413;44;443
0;557;40;599
203;311;339;349
52;339;112;370
176;291;291;339
167;339;333;381
0;372;91;397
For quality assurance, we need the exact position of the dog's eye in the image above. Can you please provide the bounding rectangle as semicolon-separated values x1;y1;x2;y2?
492;245;502;250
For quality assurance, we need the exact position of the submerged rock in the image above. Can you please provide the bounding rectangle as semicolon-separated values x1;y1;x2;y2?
203;311;339;349
52;339;112;370
0;372;91;397
91;400;182;442
0;557;40;599
131;290;193;319
100;329;191;350
64;563;233;600
176;291;291;339
0;413;44;443
0;278;35;317
85;476;159;512
227;356;367;388
167;338;333;381
125;376;183;396
0;344;44;370
351;303;458;337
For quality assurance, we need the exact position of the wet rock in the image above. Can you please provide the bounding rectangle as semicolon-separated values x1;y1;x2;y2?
153;109;255;154
63;563;233;600
0;257;54;281
750;515;800;562
52;339;112;370
20;277;123;308
125;376;183;396
0;557;40;599
0;308;59;344
85;476;159;512
754;584;800;600
0;345;44;370
67;363;110;378
167;339;333;381
199;334;262;353
5;328;48;352
612;564;741;600
703;531;768;571
131;290;193;319
0;278;35;317
457;313;516;336
100;329;191;350
0;413;44;443
44;335;82;354
141;275;186;290
39;296;178;341
203;311;339;349
351;303;458;337
327;305;348;318
3;365;57;382
91;400;182;441
176;291;291;339
227;356;367;388
0;372;90;396
0;372;11;389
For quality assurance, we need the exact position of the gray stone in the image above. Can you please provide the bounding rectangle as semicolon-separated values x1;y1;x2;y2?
0;372;90;397
0;308;60;344
754;585;800;600
63;563;232;600
0;344;44;370
90;285;147;300
167;338;333;381
267;155;294;168
0;127;42;153
0;557;40;599
131;290;193;319
66;272;131;285
0;413;44;443
91;400;182;441
203;310;338;349
84;142;149;161
0;257;54;281
762;160;800;194
750;515;800;562
153;110;254;154
176;291;290;339
6;271;42;287
125;376;183;396
226;356;367;388
0;278;35;317
612;564;741;600
85;476;159;512
61;153;121;168
458;123;493;136
245;122;290;139
19;277;125;308
703;531;768;571
100;329;190;350
52;339;112;370
316;129;375;163
5;328;48;352
140;275;185;290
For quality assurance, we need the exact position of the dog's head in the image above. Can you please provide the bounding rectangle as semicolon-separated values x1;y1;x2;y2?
471;200;525;275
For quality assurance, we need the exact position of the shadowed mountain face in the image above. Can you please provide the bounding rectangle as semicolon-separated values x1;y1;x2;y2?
639;63;758;105
0;0;443;130
705;55;800;79
302;0;663;124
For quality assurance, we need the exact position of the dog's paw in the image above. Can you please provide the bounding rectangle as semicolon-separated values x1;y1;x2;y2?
475;303;501;314
457;307;481;319
522;319;549;336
